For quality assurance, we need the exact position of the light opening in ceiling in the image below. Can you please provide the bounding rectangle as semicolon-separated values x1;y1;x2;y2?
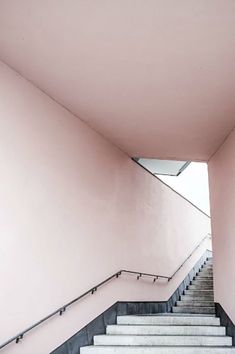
133;158;191;176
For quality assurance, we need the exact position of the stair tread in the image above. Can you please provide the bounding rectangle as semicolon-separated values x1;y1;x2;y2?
94;334;232;345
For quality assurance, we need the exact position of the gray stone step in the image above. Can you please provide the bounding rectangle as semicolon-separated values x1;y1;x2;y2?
195;272;213;277
196;271;213;276
176;300;214;307
93;334;232;346
181;295;214;302
117;315;220;326
191;279;213;284
188;284;213;290
106;325;226;336
195;275;213;280
196;277;213;280
185;289;214;296
172;306;215;314
198;272;213;277
196;269;213;276
81;346;235;353
199;268;213;272
193;279;213;284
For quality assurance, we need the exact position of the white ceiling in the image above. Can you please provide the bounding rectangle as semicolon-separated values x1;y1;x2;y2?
0;0;234;161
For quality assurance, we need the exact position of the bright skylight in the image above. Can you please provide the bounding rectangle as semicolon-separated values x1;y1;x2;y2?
158;162;210;215
134;158;190;176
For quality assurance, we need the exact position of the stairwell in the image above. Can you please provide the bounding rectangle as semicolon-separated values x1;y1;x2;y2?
81;257;235;353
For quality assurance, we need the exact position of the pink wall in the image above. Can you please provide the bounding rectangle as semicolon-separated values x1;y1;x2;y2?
209;128;235;322
0;61;211;354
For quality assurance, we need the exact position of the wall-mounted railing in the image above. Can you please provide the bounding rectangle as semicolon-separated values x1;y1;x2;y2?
0;233;211;350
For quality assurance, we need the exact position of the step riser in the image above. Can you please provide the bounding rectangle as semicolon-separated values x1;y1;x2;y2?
191;279;214;288
106;325;226;336
195;276;213;280
94;335;232;346
200;266;213;270
196;273;213;276
193;280;213;284
190;282;213;285
202;267;213;270
117;316;220;326
188;285;213;290
181;296;214;302
203;263;213;266
172;307;215;314
176;301;214;307
81;347;235;353
182;291;214;295
185;290;214;295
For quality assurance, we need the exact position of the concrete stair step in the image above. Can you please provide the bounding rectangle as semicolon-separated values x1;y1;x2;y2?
197;271;213;275
198;272;213;276
181;295;214;302
188;285;213;290
196;275;213;280
176;300;214;307
185;289;214;296
191;279;213;284
193;279;213;283
172;306;215;314
93;335;232;346
81;346;235;353
202;267;213;271
106;325;226;336
117;315;220;326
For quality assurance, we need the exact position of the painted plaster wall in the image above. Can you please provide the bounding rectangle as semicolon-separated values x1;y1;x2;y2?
208;128;235;322
0;62;210;354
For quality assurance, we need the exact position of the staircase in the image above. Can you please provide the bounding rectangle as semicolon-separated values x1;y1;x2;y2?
172;257;215;315
81;258;235;353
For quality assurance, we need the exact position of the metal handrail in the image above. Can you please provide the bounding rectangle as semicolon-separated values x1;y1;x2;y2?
169;233;211;279
0;233;211;349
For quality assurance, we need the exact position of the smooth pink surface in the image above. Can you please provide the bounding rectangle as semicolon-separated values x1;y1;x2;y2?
209;128;235;322
0;62;211;353
0;0;234;160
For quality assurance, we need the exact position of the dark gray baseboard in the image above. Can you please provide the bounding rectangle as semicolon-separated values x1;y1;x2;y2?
215;303;235;346
51;250;211;354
